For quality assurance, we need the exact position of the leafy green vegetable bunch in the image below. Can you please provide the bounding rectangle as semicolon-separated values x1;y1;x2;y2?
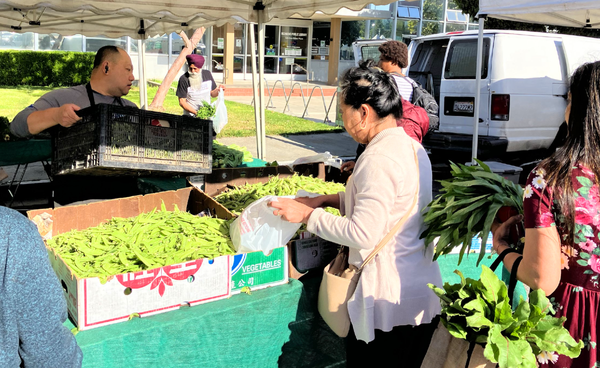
212;141;253;168
421;159;524;265
429;266;582;368
196;100;216;120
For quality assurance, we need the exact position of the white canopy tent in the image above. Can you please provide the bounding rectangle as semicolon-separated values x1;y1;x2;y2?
470;0;600;161
0;0;397;159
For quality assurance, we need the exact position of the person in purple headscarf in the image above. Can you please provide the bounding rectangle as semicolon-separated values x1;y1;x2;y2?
176;53;225;117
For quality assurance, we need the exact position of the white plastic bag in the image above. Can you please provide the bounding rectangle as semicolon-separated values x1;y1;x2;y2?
229;196;302;255
212;88;228;134
288;151;342;169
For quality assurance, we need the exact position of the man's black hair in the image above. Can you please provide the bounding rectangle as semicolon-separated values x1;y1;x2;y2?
93;46;121;69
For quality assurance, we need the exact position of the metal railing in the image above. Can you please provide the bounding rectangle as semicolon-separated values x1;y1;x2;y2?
249;75;338;125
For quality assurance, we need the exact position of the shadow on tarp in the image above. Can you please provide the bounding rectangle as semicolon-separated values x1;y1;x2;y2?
279;270;346;368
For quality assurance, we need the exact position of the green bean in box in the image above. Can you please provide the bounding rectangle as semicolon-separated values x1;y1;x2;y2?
46;203;235;283
214;173;346;214
420;159;524;265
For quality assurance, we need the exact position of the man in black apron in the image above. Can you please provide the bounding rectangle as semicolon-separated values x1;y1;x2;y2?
10;46;139;205
11;46;137;138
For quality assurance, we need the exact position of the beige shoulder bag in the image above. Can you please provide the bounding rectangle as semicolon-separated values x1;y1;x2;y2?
317;143;420;337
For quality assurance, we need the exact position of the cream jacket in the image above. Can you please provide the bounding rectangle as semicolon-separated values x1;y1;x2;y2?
307;127;442;342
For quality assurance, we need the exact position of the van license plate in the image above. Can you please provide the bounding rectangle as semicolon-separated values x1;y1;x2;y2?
453;101;474;113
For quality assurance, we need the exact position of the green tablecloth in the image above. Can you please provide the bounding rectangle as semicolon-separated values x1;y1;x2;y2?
437;253;528;309
239;158;269;168
0;139;52;166
137;177;187;195
67;279;303;368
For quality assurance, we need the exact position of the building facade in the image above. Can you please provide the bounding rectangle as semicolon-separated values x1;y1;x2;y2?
0;0;476;84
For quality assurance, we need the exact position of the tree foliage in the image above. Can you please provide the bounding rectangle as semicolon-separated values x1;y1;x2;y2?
341;21;365;46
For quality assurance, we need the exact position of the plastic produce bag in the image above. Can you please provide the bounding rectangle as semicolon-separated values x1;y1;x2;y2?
229;196;302;254
288;151;342;169
212;88;228;134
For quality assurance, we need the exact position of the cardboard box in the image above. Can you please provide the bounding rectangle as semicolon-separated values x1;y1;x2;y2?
27;187;235;331
0;167;7;182
230;246;288;294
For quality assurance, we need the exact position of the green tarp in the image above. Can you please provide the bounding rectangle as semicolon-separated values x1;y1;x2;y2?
0;139;52;166
66;280;303;368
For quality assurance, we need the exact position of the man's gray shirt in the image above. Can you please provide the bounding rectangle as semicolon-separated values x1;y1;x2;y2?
10;84;138;138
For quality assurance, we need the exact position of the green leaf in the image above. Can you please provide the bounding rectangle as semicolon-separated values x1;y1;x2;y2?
530;316;584;358
484;324;536;368
577;176;594;188
577;259;590;267
580;252;591;260
593;247;600;256
479;266;508;305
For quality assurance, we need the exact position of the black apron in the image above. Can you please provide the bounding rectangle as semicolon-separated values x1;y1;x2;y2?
85;83;124;107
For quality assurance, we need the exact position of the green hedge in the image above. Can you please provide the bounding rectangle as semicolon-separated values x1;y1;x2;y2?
0;50;94;87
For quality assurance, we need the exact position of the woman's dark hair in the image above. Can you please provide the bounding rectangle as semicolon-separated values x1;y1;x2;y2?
378;41;409;68
339;59;402;120
541;61;600;244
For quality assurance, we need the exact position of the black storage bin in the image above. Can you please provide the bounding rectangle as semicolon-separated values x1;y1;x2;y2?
52;104;213;176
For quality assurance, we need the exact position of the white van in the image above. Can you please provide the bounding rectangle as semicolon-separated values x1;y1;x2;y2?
353;31;600;162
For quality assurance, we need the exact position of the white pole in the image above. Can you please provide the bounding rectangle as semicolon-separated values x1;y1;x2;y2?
258;11;267;160
137;39;145;108
250;23;262;159
472;15;485;164
141;36;148;109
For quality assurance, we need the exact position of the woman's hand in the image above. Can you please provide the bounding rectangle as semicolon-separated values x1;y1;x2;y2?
492;214;523;253
268;198;314;224
294;196;324;209
341;161;355;172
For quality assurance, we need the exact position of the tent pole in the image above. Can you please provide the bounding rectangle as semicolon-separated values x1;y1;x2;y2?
472;15;485;164
137;38;145;109
250;23;262;159
142;36;149;109
258;11;267;160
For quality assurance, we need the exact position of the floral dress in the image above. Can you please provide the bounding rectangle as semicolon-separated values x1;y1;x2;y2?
524;164;600;368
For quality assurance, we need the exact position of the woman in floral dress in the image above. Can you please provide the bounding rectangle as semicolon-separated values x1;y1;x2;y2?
493;61;600;367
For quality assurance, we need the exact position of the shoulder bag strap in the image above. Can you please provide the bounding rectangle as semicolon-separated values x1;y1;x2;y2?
359;142;420;270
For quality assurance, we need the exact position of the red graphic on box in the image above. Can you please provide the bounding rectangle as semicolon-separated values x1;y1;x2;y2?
117;260;203;297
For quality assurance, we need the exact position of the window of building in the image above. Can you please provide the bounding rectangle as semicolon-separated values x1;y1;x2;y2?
56;35;83;51
423;0;445;21
398;6;421;19
444;38;490;79
86;36;127;53
233;23;245;55
145;34;168;54
445;22;467;32
0;32;34;50
396;20;419;43
37;33;61;50
446;10;468;22
421;21;443;36
280;26;308;57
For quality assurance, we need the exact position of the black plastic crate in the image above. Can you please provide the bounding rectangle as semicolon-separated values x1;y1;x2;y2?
52;104;213;176
289;236;340;273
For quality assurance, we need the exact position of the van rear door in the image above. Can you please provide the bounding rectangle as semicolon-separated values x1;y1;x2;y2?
440;35;493;136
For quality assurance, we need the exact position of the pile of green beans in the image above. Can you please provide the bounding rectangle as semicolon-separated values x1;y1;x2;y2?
46;204;235;283
214;174;346;214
